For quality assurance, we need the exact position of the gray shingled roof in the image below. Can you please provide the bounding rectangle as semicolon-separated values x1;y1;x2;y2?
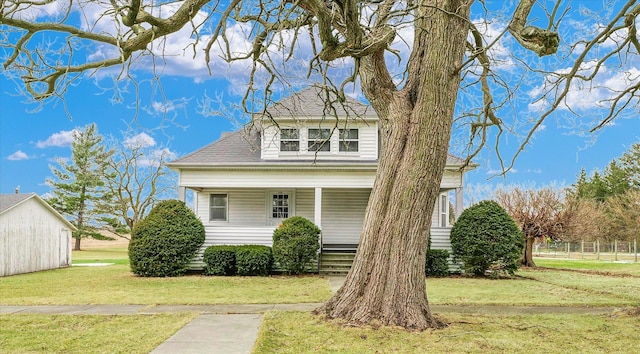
168;86;472;168
261;85;376;119
0;193;33;214
171;128;262;165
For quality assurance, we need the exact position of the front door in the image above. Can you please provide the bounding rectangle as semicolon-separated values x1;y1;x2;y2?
268;190;294;226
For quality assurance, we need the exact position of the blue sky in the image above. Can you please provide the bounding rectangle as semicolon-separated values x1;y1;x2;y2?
1;1;638;199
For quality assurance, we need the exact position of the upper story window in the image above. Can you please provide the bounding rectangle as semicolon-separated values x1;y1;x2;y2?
210;194;228;222
280;129;299;152
308;128;331;152
339;129;359;152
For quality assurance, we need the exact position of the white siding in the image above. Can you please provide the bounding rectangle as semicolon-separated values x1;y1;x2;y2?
261;125;279;160
181;169;376;189
261;122;378;161
321;188;370;245
190;226;276;269
295;189;315;222
0;199;72;277
441;169;463;188
430;228;452;251
196;189;267;227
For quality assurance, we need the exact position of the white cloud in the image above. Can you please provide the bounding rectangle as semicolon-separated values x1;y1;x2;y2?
36;130;76;148
123;133;156;149
528;62;640;112
137;148;178;167
7;150;30;160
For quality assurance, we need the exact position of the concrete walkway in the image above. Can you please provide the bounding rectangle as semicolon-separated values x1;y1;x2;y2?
1;276;622;354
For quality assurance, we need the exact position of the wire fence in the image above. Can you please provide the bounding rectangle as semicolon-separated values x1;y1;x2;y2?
534;239;639;262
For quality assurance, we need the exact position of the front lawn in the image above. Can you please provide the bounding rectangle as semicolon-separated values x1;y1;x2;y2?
3;264;639;307
0;265;331;305
254;311;640;353
0;313;197;354
534;258;640;276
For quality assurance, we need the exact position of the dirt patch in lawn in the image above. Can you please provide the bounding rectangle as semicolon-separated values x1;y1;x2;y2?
82;230;130;248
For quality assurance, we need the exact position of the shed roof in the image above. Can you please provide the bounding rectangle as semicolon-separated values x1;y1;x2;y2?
0;193;32;214
0;193;77;231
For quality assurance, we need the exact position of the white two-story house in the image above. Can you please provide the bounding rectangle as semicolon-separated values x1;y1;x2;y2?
167;86;476;272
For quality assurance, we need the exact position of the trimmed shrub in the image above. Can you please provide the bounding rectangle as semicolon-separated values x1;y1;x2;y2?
425;249;450;277
235;245;273;276
272;216;321;274
129;200;205;277
203;245;237;276
450;200;524;276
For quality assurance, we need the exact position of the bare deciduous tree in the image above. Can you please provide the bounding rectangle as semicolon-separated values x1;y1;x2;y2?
2;0;639;330
562;197;610;242
496;187;569;267
605;190;640;242
103;133;176;234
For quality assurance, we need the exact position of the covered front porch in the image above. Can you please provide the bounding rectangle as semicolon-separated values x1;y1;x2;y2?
178;184;460;271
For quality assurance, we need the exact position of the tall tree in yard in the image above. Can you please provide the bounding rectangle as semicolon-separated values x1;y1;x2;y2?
496;187;569;267
103;133;175;233
47;124;114;251
3;0;639;329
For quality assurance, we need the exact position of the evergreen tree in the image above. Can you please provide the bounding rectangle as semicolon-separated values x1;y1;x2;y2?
569;168;591;199
603;161;630;197
46;124;114;250
619;143;640;190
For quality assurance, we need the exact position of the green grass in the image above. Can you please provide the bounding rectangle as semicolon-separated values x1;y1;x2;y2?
253;311;640;354
0;265;332;305
518;269;640;303
424;275;637;306
0;313;197;353
534;258;640;276
72;246;130;265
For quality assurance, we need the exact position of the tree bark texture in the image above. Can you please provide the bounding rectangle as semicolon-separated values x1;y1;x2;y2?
522;237;536;267
316;0;471;330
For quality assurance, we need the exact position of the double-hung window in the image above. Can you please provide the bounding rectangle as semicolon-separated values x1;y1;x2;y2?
439;194;449;227
308;128;331;152
280;129;299;152
339;129;359;152
210;194;228;222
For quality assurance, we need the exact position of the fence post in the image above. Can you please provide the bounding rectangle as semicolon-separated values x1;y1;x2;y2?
614;239;618;261
597;239;600;260
581;240;584;259
635;238;638;263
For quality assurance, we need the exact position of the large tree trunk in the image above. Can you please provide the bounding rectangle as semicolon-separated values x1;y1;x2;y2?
521;237;536;267
316;0;470;330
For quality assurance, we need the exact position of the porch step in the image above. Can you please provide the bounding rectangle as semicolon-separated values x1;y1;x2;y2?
319;252;356;275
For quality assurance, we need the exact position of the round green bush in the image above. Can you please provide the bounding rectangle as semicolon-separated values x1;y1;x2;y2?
203;245;237;276
235;245;273;276
272;216;320;274
425;249;450;277
129;200;205;277
450;200;523;276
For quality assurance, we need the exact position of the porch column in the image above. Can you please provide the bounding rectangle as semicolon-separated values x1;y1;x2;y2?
314;187;322;229
178;186;186;202
455;187;464;219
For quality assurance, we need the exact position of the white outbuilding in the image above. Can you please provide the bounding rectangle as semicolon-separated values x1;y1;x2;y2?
0;193;76;277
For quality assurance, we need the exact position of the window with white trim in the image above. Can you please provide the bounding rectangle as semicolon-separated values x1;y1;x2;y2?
439;194;449;227
339;129;359;152
308;128;331;152
272;193;290;219
280;129;299;151
210;194;228;221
